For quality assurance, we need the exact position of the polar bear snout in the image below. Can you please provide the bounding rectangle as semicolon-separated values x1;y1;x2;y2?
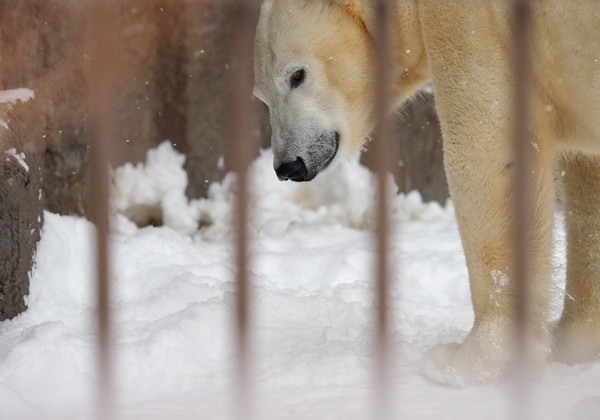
275;157;309;182
273;131;339;182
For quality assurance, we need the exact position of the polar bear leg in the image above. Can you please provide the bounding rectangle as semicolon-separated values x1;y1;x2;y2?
425;115;555;384
554;153;600;364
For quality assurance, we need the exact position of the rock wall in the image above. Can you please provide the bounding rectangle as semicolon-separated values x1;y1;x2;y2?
361;93;448;204
0;94;44;320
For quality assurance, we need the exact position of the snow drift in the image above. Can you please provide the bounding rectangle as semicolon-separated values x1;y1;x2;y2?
0;142;598;420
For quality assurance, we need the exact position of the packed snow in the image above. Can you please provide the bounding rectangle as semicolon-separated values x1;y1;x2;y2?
0;88;35;132
0;88;35;106
0;142;599;420
4;148;29;172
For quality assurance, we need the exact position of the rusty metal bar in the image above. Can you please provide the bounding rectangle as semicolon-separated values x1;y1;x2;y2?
372;0;394;419
225;1;260;419
511;0;533;418
85;1;116;418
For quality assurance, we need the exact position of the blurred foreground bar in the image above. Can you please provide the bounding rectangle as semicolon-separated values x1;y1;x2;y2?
511;0;534;419
85;1;117;418
372;0;395;419
225;0;261;419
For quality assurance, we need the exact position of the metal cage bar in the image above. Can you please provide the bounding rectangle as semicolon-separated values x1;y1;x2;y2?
511;0;534;418
372;0;395;419
85;1;117;418
226;1;261;419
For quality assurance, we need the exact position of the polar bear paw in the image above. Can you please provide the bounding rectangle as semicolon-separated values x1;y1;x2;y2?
423;320;550;387
423;338;506;387
553;318;600;364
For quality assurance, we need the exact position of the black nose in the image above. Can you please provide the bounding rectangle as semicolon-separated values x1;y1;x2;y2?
275;157;308;181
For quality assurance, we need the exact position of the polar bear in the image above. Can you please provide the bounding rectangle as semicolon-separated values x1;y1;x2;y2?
253;0;600;384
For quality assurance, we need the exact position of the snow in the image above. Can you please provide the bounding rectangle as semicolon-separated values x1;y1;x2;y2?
112;142;198;234
0;88;35;132
0;143;599;419
0;88;35;106
4;148;29;172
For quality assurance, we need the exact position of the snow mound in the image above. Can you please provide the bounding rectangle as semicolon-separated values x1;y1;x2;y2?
0;88;35;106
112;143;451;240
112;142;199;234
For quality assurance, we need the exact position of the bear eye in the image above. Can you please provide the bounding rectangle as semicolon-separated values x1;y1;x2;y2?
290;69;306;89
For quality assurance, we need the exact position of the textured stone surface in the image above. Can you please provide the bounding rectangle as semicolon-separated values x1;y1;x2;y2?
0;152;43;320
178;0;236;198
0;0;85;319
362;93;448;204
395;93;448;204
0;0;89;215
169;0;268;198
0;97;44;320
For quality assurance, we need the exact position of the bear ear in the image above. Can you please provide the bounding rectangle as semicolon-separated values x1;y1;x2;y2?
334;0;369;32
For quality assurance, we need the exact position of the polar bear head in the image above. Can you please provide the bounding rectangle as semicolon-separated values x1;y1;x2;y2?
254;0;375;182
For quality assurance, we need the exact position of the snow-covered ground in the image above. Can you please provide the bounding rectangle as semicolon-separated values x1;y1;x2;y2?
0;143;599;420
0;88;35;131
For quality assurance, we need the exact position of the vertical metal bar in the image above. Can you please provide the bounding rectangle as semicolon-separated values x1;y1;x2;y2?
372;0;394;419
511;0;533;418
226;1;259;419
85;2;116;418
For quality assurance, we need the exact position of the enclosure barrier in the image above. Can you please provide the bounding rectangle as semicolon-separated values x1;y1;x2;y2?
372;0;394;419
82;0;534;418
225;1;261;419
510;0;534;419
86;2;118;418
